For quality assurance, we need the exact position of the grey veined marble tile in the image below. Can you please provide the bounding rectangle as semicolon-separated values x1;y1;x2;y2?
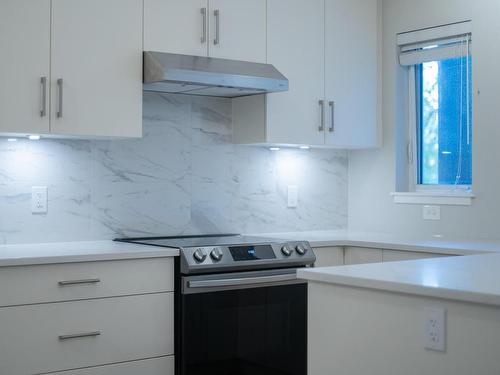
0;93;348;244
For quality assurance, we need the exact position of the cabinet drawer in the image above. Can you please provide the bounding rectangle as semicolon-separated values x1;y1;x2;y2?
0;293;174;375
344;247;383;265
383;250;452;263
49;356;174;375
313;247;344;267
0;258;174;307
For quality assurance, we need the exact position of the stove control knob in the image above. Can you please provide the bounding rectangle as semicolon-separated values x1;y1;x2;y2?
210;248;224;262
281;245;292;257
193;248;207;263
296;244;308;256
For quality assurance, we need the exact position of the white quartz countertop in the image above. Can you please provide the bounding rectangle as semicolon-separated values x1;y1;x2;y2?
0;240;179;267
298;253;500;306
256;230;500;256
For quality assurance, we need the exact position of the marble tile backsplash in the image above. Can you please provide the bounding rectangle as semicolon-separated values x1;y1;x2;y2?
0;93;348;244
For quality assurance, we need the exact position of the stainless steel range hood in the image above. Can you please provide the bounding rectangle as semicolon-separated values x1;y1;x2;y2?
143;51;289;98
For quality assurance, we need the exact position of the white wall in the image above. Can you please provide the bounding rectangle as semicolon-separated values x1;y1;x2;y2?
349;0;500;239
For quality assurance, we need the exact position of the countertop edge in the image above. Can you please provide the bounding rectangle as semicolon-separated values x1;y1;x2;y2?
297;268;500;307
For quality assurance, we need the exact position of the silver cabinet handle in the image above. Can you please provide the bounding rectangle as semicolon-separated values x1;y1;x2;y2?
329;101;335;132
58;278;101;286
59;331;101;341
318;100;325;131
188;273;297;289
213;9;220;45
200;8;207;43
39;77;47;117
56;78;63;118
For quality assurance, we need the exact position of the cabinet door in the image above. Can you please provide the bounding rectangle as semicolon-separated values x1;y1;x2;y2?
208;0;267;63
0;0;50;135
344;247;383;265
383;250;452;263
324;0;378;148
144;0;209;56
313;247;344;267
266;0;325;145
50;0;143;138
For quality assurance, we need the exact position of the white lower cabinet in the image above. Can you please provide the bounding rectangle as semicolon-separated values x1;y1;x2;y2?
0;293;174;375
383;250;452;262
344;247;383;265
49;356;174;375
312;247;344;267
0;257;175;375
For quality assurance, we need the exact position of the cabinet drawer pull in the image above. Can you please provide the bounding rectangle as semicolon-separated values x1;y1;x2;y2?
329;101;335;132
56;78;63;118
201;8;207;43
318;100;325;131
58;278;101;286
39;77;47;117
59;331;101;341
214;9;220;45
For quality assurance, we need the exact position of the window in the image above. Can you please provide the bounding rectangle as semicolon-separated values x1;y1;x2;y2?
398;21;472;192
416;56;472;186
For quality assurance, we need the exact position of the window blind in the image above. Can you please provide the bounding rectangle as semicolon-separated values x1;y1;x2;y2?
398;21;472;66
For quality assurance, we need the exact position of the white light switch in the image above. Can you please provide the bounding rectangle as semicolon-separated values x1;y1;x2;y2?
32;186;48;214
423;205;440;221
424;307;446;352
287;185;298;208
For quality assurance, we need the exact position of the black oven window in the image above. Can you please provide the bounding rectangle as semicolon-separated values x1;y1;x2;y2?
180;284;307;375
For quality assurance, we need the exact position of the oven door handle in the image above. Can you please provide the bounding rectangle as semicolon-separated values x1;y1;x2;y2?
188;273;297;289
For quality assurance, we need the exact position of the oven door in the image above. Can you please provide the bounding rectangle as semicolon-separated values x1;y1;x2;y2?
178;269;307;375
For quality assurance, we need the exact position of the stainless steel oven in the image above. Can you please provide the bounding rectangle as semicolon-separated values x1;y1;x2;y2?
115;234;315;375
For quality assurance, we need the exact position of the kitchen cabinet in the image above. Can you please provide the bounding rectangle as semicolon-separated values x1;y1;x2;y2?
344;247;383;265
0;0;142;138
0;0;51;135
208;0;267;63
144;0;266;63
144;0;209;56
50;0;142;138
0;257;174;375
313;246;344;267
324;0;379;148
383;250;452;262
265;0;326;145
233;0;380;148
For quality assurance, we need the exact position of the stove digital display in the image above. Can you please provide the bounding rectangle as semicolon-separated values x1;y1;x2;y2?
229;245;276;261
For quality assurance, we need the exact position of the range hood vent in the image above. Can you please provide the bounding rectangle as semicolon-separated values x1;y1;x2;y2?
143;51;289;98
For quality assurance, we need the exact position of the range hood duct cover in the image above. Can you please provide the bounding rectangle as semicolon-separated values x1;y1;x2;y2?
143;51;289;98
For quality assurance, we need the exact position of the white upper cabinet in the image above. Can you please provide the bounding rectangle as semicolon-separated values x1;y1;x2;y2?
208;0;267;63
0;0;143;139
265;0;325;145
144;0;209;56
0;0;51;135
324;0;379;148
50;0;143;138
143;0;266;63
234;0;380;149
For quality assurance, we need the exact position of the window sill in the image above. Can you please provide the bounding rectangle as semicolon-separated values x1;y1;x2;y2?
391;191;475;206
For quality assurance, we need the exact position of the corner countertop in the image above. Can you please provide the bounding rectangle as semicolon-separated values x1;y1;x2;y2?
0;240;179;267
297;253;500;307
254;230;500;256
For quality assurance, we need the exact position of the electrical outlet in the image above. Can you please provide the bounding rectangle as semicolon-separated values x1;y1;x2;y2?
287;185;298;208
32;186;48;214
424;307;446;352
423;205;441;221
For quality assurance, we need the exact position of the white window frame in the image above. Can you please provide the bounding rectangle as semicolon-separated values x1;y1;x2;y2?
393;22;475;206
